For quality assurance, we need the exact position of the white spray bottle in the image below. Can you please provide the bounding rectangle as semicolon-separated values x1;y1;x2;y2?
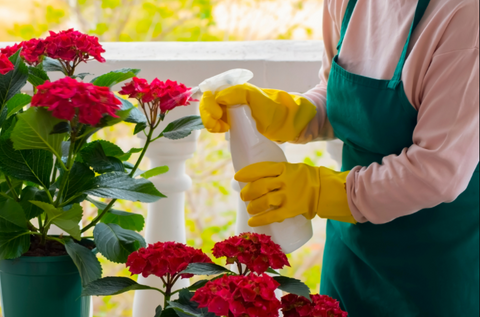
200;69;313;254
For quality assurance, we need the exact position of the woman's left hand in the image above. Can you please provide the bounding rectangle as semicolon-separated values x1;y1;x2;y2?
235;161;357;227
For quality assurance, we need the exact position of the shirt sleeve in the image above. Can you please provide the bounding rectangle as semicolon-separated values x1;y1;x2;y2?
293;0;343;144
347;48;479;224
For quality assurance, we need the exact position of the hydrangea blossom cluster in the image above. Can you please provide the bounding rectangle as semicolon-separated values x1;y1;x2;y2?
31;77;121;126
0;29;105;69
212;232;290;274
192;273;282;317
0;54;14;75
281;294;348;317
126;241;212;279
44;29;105;63
119;77;195;127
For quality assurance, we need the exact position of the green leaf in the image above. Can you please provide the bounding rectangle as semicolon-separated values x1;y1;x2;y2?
5;93;31;118
65;238;102;286
103;210;145;232
79;141;124;174
140;166;169;179
0;128;53;188
72;73;92;80
117;147;142;161
160;116;204;140
50;121;70;135
91;68;140;88
28;66;49;87
86;172;166;203
169;290;216;317
168;302;199;317
0;199;27;232
180;263;232;276
90;96;136;129
266;268;281;275
122;100;147;132
187;279;209;291
93;223;145;263
0;49;29;108
115;97;147;132
19;186;51;220
0;106;7;129
162;309;181;317
83;140;124;158
0;230;30;260
31;201;82;240
42;57;66;74
59;162;95;202
81;277;159;296
11;107;67;159
155;305;163;317
134;122;147;135
87;197;145;231
273;276;311;300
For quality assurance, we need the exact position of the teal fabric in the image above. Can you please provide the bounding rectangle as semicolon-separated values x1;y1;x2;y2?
321;0;480;316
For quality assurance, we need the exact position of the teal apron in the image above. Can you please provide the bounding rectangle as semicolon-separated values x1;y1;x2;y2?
321;0;480;316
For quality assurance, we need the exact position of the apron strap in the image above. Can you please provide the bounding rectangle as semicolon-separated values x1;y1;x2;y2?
336;0;358;53
388;0;430;89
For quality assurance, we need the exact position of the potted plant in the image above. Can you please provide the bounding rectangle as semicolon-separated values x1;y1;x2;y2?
0;29;203;317
83;232;349;317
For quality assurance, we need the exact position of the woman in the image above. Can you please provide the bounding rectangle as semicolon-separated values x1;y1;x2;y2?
200;0;479;315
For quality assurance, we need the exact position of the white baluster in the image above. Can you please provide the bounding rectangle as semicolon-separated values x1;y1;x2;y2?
132;102;200;317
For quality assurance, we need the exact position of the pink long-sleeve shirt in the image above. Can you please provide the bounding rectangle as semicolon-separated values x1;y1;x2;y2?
299;0;479;224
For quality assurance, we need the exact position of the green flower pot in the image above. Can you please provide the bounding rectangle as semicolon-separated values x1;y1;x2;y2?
0;255;91;317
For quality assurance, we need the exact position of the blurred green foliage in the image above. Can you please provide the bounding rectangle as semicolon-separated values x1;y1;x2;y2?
1;0;323;42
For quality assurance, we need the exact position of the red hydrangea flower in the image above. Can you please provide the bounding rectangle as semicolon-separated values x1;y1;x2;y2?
119;77;150;100
212;232;290;274
158;79;193;113
31;77;121;126
0;54;14;75
192;273;281;317
1;43;23;58
281;294;348;317
119;77;194;114
44;29;105;63
126;241;212;279
1;39;46;66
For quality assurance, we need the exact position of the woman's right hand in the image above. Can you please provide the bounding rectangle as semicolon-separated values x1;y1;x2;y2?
200;83;317;143
199;90;230;133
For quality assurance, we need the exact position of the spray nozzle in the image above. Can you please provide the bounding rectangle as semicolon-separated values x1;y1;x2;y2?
199;69;254;94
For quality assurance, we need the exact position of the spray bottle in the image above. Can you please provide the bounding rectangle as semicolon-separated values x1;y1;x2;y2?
199;69;313;254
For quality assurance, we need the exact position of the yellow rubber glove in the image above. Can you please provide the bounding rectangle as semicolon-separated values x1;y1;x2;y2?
234;162;357;227
199;83;317;143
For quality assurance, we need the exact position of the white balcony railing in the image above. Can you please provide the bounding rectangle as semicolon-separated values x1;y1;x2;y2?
3;40;344;316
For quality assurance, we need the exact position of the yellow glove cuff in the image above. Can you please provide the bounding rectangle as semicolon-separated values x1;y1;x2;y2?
317;167;357;224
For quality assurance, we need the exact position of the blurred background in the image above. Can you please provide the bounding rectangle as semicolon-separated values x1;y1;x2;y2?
0;1;330;316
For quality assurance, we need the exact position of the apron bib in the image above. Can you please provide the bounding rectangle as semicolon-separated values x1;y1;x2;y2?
321;0;480;316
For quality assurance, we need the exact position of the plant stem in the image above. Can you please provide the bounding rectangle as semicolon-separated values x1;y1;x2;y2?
164;274;172;310
4;175;19;201
81;199;115;232
46;236;65;245
37;215;44;232
81;127;155;233
41;215;49;245
129;127;154;177
27;221;38;232
51;158;58;184
55;132;76;207
0;192;12;200
236;262;244;275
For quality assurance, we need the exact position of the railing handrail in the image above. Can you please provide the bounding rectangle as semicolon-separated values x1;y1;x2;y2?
1;40;324;92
